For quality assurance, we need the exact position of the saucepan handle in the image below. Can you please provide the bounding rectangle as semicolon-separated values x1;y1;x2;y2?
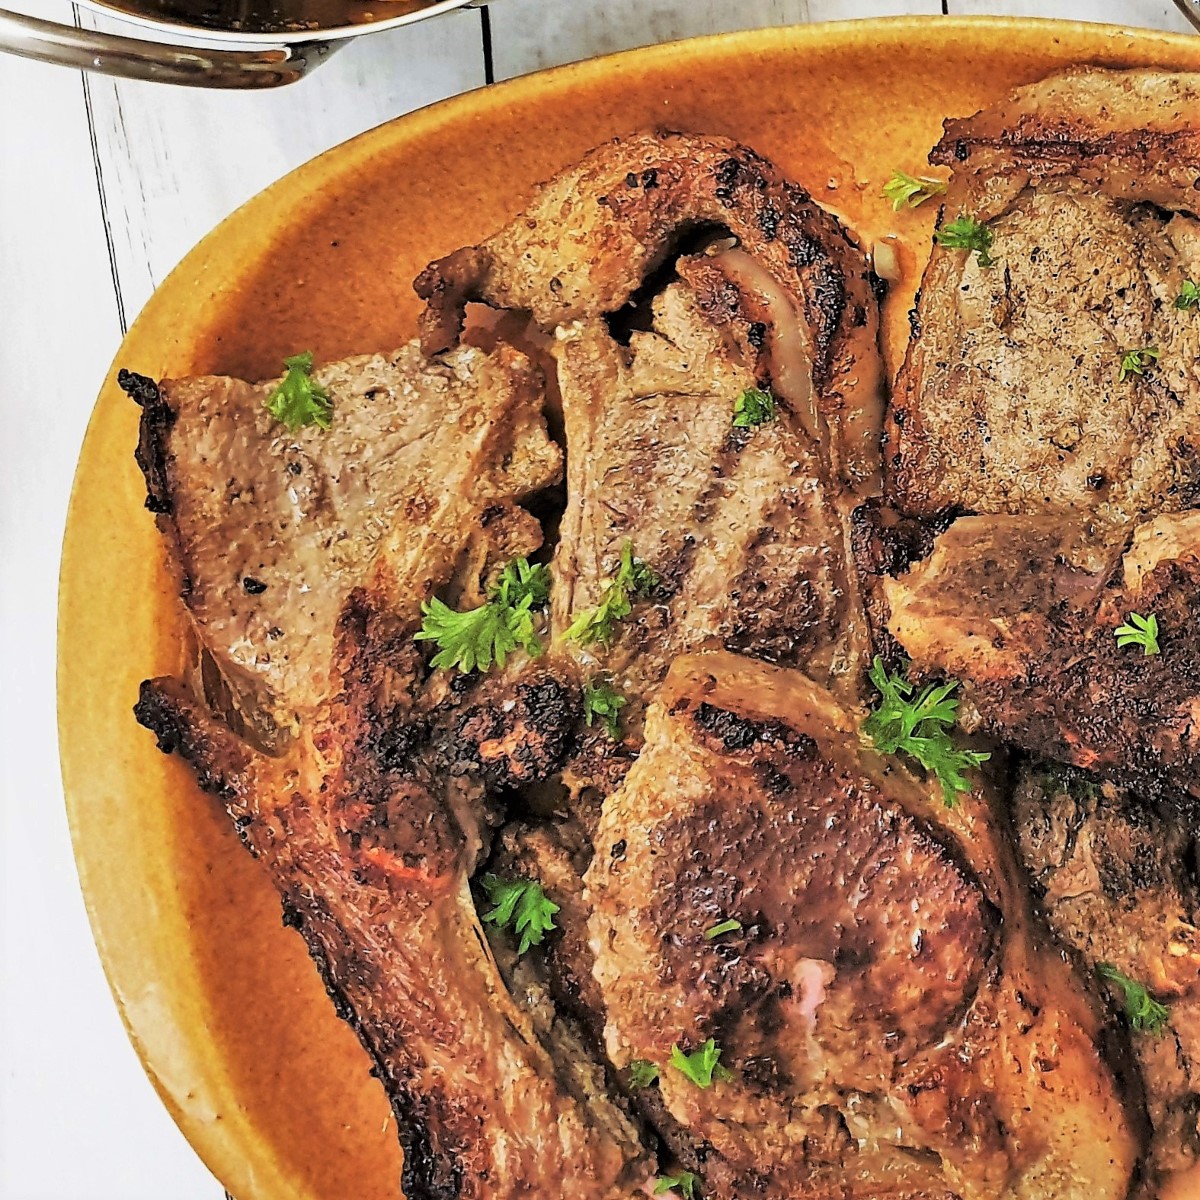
0;7;337;87
1175;0;1200;32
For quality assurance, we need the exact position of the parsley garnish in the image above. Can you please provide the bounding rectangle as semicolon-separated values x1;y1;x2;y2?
264;351;332;430
669;1040;732;1089
415;557;550;673
935;215;995;267
1114;612;1160;656
1176;280;1200;310
480;875;560;955
654;1173;699;1198
1097;963;1170;1034
1118;345;1160;381
627;1059;660;1090
863;656;990;807
565;540;659;647
883;169;947;211
732;387;777;430
704;919;742;940
583;676;627;739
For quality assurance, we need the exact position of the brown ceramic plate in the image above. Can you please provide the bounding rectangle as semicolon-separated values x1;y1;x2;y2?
57;16;1200;1200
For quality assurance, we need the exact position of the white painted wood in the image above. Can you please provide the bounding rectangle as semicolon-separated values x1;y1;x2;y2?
0;7;222;1198
490;0;945;83
77;4;486;325
946;0;1193;32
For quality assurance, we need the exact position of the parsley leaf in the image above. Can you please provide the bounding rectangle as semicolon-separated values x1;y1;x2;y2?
935;215;995;267
669;1040;732;1089
1176;280;1200;310
627;1059;660;1090
863;656;990;807
264;351;333;430
883;169;947;211
1097;963;1170;1034
415;556;550;673
480;875;560;955
1118;345;1160;381
704;919;742;940
654;1172;699;1198
1114;612;1160;656
565;540;660;647
583;676;627;739
732;387;777;430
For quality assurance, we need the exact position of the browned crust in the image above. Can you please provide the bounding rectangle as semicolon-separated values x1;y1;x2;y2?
413;130;877;401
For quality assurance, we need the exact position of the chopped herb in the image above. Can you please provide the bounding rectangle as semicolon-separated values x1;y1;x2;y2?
264;351;333;430
627;1059;660;1090
1118;345;1160;382
480;875;560;955
1114;612;1160;656
669;1040;732;1089
883;169;947;211
704;919;743;940
1176;280;1200;310
491;557;552;610
415;556;550;673
863;656;990;807
935;215;995;267
732;386;777;430
583;676;627;739
565;540;660;647
1097;963;1170;1034
654;1172;699;1199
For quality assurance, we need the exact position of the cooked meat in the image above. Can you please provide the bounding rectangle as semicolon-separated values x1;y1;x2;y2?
885;510;1200;804
586;651;1137;1200
135;595;652;1200
1013;765;1200;1193
123;340;561;734
416;130;884;492
889;68;1200;526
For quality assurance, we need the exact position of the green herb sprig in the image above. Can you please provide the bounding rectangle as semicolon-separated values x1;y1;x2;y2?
480;875;560;956
565;540;659;647
654;1172;699;1198
416;558;551;673
935;215;995;267
732;387;777;430
1096;963;1170;1034
863;656;990;807
583;676;627;739
1118;346;1160;382
669;1040;732;1089
1114;612;1160;656
883;169;947;211
265;351;332;430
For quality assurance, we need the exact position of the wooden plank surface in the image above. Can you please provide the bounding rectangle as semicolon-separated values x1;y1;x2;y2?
77;4;487;326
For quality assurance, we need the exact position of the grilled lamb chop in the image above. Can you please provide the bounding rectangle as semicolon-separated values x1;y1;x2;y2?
586;651;1137;1200
1014;765;1200;1193
884;510;1200;804
416;129;885;494
889;68;1200;527
126;352;653;1198
134;602;650;1199
127;342;560;735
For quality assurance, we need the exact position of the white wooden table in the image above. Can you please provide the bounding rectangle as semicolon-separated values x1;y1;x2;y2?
0;1;1192;1196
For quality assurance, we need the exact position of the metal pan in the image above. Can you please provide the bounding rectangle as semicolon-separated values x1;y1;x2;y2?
0;0;483;88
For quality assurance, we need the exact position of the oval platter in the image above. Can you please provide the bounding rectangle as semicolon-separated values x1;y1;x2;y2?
57;16;1200;1200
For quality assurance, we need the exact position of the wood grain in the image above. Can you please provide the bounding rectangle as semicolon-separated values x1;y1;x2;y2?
490;0;942;80
76;5;487;325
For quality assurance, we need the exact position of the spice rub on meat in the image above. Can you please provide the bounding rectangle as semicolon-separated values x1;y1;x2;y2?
890;68;1200;526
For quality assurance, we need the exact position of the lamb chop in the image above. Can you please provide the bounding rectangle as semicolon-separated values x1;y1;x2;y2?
125;352;653;1199
1013;765;1200;1194
889;68;1200;527
586;651;1137;1200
